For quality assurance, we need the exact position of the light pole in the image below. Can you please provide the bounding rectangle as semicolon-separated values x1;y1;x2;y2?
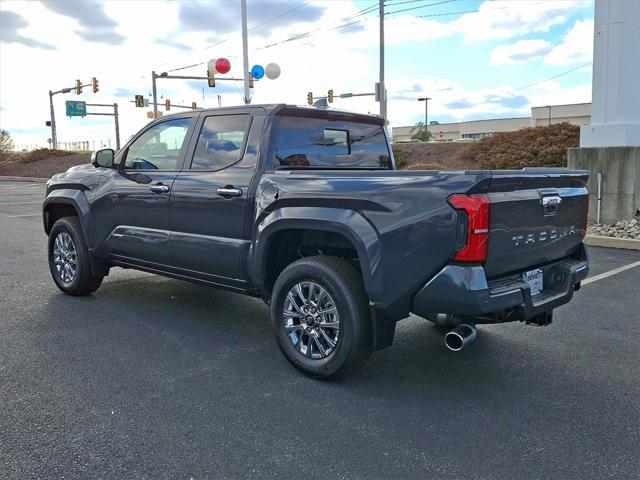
418;97;432;140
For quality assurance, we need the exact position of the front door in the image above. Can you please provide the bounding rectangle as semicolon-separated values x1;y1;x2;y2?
93;115;196;267
169;112;262;287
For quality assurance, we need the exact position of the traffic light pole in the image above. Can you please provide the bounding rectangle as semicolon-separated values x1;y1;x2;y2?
47;81;93;150
151;71;253;119
152;71;158;120
48;90;58;150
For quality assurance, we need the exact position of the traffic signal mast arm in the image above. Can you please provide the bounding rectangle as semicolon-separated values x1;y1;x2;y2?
131;99;200;110
307;91;375;104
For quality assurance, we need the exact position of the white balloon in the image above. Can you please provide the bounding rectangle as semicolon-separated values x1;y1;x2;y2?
265;63;281;80
207;59;216;76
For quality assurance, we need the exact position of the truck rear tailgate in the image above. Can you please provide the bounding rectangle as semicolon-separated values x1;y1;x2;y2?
484;169;588;279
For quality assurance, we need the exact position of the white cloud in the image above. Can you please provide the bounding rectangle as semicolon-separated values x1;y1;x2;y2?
544;19;594;66
491;39;553;66
452;0;588;42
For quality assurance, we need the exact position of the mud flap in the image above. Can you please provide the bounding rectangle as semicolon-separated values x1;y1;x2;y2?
370;306;397;351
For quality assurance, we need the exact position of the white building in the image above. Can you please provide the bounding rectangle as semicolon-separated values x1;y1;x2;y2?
392;103;592;143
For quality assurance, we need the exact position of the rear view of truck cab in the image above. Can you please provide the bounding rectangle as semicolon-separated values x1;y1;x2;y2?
412;168;589;348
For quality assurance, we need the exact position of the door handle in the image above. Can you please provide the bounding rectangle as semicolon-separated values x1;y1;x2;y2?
217;187;242;198
150;184;170;194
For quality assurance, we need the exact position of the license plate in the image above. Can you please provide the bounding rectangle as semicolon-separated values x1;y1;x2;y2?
522;268;543;295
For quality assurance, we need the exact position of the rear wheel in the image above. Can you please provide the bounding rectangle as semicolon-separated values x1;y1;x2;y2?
271;256;372;378
48;217;103;296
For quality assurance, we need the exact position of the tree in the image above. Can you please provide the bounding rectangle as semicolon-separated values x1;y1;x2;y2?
410;121;433;142
0;130;14;157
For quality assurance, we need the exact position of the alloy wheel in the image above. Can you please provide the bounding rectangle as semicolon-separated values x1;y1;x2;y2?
52;232;77;284
283;281;340;359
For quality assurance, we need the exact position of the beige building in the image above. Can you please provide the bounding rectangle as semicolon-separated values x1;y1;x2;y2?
392;102;592;143
530;102;591;127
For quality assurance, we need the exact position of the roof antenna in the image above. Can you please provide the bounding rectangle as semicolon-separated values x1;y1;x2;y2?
312;97;329;109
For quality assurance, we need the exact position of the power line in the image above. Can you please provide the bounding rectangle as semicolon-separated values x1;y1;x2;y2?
385;0;457;16
248;2;311;33
160;1;316;74
417;9;478;18
385;0;448;6
513;62;592;91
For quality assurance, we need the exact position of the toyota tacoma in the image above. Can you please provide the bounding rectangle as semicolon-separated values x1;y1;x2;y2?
43;105;589;377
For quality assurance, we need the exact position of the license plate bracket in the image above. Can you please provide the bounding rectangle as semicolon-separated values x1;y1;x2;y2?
523;268;544;296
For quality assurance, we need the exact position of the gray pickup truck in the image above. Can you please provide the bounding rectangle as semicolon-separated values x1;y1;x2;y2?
43;104;589;377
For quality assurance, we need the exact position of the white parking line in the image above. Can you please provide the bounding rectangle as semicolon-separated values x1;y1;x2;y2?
583;260;640;285
5;214;41;218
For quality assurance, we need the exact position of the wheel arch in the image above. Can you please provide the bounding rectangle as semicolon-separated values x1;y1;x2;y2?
251;206;383;303
43;189;94;248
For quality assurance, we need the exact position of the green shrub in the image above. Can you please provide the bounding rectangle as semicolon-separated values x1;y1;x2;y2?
456;123;580;169
392;145;409;168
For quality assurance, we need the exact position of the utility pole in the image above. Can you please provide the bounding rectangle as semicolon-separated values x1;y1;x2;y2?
379;0;386;119
49;90;57;149
241;0;250;104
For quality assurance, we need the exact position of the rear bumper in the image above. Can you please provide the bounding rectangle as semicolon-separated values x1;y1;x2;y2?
412;247;589;322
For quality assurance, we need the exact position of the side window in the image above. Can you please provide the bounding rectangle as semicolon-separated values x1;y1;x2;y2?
124;117;192;170
191;114;250;170
275;116;390;169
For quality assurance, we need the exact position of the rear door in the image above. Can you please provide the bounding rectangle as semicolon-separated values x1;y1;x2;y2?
484;170;589;278
168;111;264;286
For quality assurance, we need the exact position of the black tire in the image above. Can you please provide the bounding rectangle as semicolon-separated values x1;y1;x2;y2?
271;256;372;379
48;216;103;296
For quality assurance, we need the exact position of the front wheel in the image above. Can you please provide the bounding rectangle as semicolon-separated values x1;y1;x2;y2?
48;216;103;296
271;256;372;379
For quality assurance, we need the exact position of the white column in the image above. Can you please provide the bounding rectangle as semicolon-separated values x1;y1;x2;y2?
580;0;640;147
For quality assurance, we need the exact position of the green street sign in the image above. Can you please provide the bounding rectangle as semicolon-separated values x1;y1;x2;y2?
65;100;86;117
340;93;353;98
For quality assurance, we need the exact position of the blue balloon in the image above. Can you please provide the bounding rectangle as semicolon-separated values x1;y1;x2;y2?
251;65;265;80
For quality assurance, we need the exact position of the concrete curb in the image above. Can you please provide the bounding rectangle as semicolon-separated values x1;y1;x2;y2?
0;176;49;183
586;234;640;251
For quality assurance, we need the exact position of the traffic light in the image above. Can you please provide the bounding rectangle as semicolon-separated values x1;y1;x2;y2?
165;99;170;111
249;73;254;89
192;102;197;110
307;92;313;105
328;89;334;103
75;79;82;95
135;95;144;107
207;70;215;88
91;77;99;93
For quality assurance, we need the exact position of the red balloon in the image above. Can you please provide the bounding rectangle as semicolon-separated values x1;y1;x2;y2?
215;58;231;74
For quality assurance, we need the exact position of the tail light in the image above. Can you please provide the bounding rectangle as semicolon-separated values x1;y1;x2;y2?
448;194;490;262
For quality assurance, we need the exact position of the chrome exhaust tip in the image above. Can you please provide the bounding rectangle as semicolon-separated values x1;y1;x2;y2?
445;324;477;351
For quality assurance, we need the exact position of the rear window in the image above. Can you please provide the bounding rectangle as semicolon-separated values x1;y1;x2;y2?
275;116;391;169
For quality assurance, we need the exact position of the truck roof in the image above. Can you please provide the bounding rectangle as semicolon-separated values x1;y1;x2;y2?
160;104;385;126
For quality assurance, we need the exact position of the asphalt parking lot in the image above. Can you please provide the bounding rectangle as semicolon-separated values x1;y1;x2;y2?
1;180;639;480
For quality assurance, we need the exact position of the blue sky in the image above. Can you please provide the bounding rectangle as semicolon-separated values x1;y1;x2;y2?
0;0;595;147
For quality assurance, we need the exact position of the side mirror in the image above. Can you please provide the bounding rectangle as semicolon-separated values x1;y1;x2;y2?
91;148;115;168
